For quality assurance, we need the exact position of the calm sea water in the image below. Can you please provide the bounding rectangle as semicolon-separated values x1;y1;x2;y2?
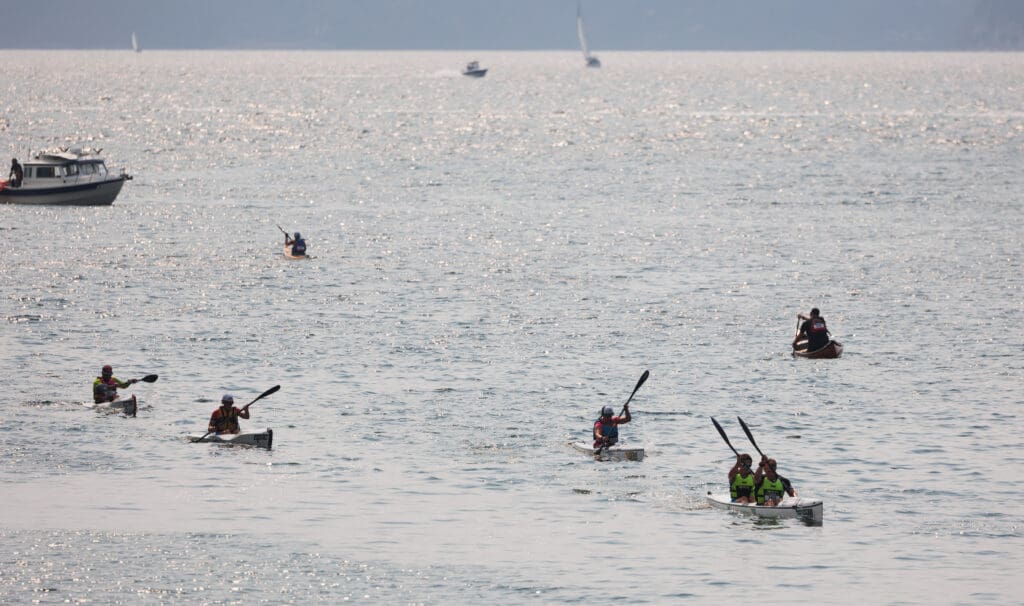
1;50;1022;604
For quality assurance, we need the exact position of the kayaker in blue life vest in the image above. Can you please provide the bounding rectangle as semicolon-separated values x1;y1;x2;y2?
208;394;251;434
593;404;630;448
285;231;307;256
728;453;757;503
753;456;796;506
793;307;831;353
93;364;138;403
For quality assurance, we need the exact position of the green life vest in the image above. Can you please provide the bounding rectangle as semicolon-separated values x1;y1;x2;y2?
757;476;785;505
730;472;755;500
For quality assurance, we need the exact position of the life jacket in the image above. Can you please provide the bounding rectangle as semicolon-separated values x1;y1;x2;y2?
210;406;241;433
93;376;119;401
731;471;756;500
292;239;306;255
594;418;619;445
808;317;828;334
757;476;786;505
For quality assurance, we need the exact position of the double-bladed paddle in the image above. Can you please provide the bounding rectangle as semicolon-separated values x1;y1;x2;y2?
140;374;158;383
711;416;739;457
191;384;280;443
596;370;649;456
737;416;765;459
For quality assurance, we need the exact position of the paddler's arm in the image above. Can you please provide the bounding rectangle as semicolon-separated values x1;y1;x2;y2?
238;405;251;420
753;456;767;485
620;405;631;424
728;455;742;482
782;476;796;497
593;421;607;445
208;411;219;433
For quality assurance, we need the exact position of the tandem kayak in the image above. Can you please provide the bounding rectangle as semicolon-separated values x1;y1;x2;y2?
87;394;137;417
571;441;645;462
189;428;273;449
706;492;823;525
793;340;843;359
283;244;309;260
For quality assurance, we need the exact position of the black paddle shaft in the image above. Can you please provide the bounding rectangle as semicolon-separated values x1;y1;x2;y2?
621;370;649;415
737;416;765;458
711;417;739;456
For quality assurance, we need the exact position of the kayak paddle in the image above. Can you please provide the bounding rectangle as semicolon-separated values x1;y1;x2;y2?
711;416;739;456
140;374;158;383
737;416;765;459
596;370;649;456
191;384;280;443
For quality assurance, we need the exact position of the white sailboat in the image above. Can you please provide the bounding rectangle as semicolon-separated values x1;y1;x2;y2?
131;31;140;53
577;3;600;68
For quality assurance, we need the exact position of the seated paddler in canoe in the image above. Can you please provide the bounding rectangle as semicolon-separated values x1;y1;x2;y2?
593;404;631;448
792;307;831;353
728;453;757;504
752;455;797;506
93;364;139;403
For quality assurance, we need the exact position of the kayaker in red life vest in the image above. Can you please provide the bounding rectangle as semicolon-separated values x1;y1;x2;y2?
593;404;630;448
793;307;831;353
208;394;251;434
753;456;797;506
93;365;137;403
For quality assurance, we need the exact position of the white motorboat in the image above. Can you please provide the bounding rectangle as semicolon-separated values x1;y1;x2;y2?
462;61;488;77
190;428;274;449
706;492;823;525
571;441;645;462
1;148;132;206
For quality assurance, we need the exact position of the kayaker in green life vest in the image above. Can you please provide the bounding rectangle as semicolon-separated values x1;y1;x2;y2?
93;364;138;403
728;453;756;503
754;456;797;506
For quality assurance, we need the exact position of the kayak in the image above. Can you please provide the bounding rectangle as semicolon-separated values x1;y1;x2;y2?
87;394;137;417
571;441;645;462
283;244;309;260
793;340;843;359
706;492;823;525
189;428;273;449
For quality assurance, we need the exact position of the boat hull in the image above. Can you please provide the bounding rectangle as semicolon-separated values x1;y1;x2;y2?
190;429;273;449
572;441;645;462
462;69;487;77
793;340;843;359
0;176;129;206
284;244;309;260
706;492;823;525
88;394;137;417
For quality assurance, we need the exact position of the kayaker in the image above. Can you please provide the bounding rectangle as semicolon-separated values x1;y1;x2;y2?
793;307;830;352
593;404;630;448
93;365;138;403
728;453;757;504
208;394;251;435
753;456;797;506
285;231;307;256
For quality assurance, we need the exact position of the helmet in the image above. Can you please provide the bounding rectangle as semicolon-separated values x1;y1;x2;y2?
102;365;113;374
221;394;234;405
601;405;615;417
294;232;301;239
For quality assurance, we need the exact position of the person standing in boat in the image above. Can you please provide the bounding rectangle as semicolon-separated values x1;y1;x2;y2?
753;456;796;506
793;308;831;352
728;453;757;503
93;365;138;403
8;158;23;188
208;394;251;435
285;231;307;256
593;404;630;448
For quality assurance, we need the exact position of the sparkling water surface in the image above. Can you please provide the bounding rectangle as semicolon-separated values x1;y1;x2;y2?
1;51;1022;604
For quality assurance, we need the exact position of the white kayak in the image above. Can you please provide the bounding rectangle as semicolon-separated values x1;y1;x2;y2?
189;428;273;449
87;395;137;417
706;492;823;525
571;441;645;462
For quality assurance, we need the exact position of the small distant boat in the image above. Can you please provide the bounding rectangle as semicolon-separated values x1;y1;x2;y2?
793;340;843;359
0;148;132;206
283;244;310;260
462;60;487;78
577;3;601;68
707;492;823;525
131;31;140;53
190;429;274;449
86;395;138;417
571;441;645;462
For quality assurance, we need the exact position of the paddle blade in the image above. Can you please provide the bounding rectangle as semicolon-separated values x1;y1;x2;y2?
711;417;739;456
246;384;281;407
141;374;158;383
623;370;650;408
737;416;763;457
